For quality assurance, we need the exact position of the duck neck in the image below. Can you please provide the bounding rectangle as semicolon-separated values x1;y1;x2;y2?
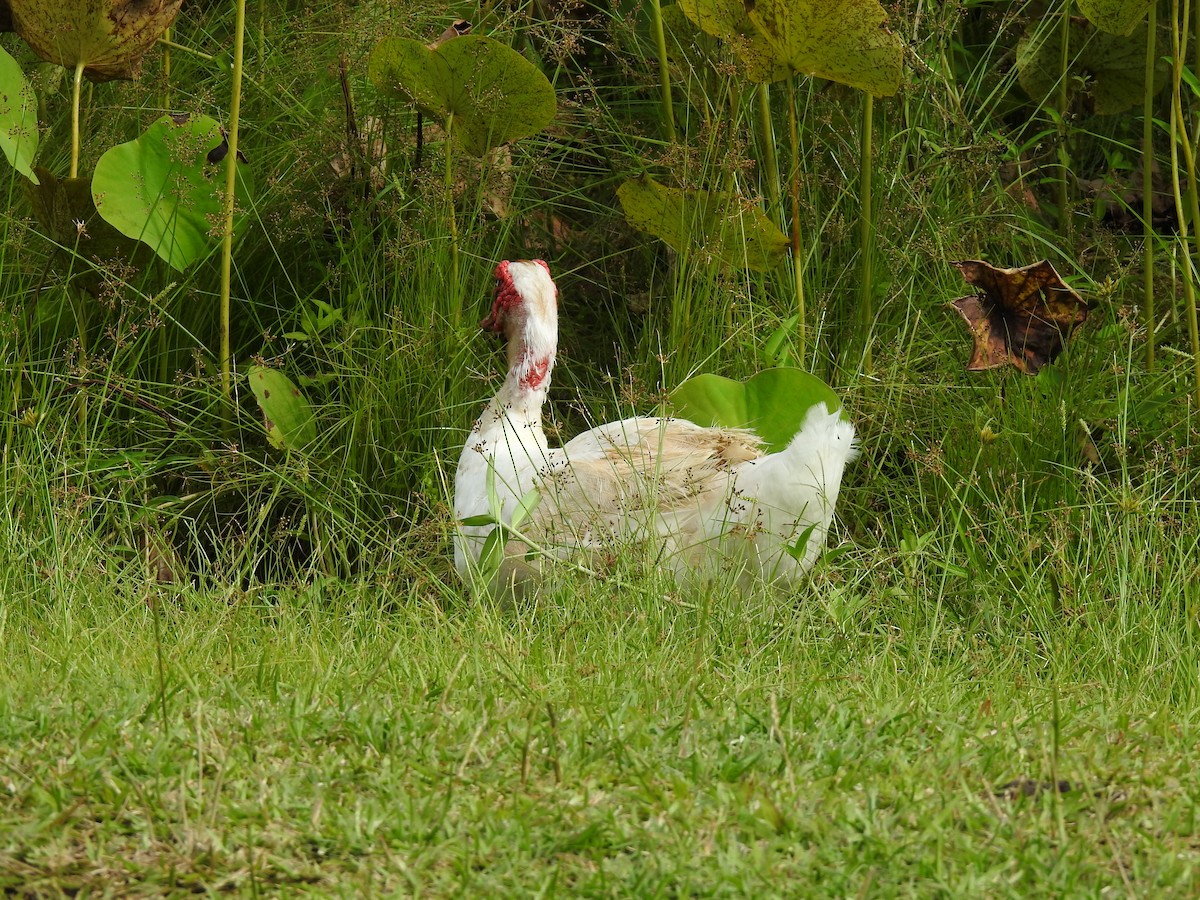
488;327;556;428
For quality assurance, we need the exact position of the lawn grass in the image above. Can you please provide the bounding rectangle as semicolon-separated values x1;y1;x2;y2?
3;441;1199;895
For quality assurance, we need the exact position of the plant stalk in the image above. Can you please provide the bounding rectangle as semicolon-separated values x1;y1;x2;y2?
757;83;781;215
70;61;85;179
445;112;460;326
1170;1;1200;400
649;0;676;143
1171;0;1200;404
219;0;248;426
858;92;875;371
1056;0;1072;239
787;77;807;363
1144;2;1157;371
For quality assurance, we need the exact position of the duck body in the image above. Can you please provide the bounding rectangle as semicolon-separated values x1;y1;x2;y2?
453;260;857;595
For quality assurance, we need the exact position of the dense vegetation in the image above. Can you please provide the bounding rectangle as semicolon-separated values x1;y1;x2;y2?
1;0;1198;893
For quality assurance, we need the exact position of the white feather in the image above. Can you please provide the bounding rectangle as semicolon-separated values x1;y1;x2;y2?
453;261;857;594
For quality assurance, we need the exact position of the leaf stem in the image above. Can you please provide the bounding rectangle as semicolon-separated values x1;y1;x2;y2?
858;92;875;371
1056;0;1072;240
1170;0;1200;404
1144;2;1157;371
757;83;780;215
219;0;248;428
649;0;676;143
70;61;84;179
445;112;460;326
787;78;807;364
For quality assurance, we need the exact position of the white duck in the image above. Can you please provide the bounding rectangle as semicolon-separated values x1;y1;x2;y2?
453;260;857;595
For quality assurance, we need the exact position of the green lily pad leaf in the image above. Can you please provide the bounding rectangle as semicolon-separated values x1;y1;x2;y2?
1076;0;1154;36
676;0;790;83
368;34;555;157
669;367;844;454
9;0;181;82
0;45;38;182
1016;19;1165;114
247;366;317;451
745;0;903;96
92;114;253;272
617;175;788;271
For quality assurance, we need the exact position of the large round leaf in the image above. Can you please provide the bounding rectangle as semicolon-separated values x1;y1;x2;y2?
92;114;254;272
745;0;903;96
368;34;556;157
1016;19;1165;115
669;367;844;454
0;45;37;182
617;175;788;272
9;0;181;82
676;0;789;84
1076;0;1154;36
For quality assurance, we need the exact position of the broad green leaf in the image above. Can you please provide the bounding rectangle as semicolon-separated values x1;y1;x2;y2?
8;0;181;82
368;34;555;157
745;0;903;96
617;175;788;272
92;114;253;271
247;366;317;451
0;46;38;182
668;367;844;454
1076;0;1154;36
676;0;789;83
1016;19;1165;114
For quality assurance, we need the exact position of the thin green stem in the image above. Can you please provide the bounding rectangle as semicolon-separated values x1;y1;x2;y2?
446;113;460;326
70;61;84;179
159;28;173;386
1171;0;1200;405
1144;2;1157;371
1056;0;1072;239
858;92;875;371
787;77;807;363
649;0;676;143
219;0;248;427
757;83;781;216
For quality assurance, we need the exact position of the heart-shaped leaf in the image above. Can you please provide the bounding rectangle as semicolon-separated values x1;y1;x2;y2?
247;366;316;451
1076;0;1155;36
92;114;253;272
676;0;790;83
9;0;181;82
0;45;38;182
1016;18;1165;114
617;175;788;271
368;34;556;157
669;367;843;453
745;0;903;96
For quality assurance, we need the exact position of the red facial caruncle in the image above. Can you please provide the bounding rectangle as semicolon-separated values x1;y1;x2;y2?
482;260;521;333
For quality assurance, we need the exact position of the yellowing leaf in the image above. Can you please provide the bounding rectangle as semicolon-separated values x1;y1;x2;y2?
9;0;181;82
745;0;903;96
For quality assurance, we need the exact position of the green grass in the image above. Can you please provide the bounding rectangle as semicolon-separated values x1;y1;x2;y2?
3;0;1200;894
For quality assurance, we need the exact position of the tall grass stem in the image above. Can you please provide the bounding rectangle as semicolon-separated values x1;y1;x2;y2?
70;61;84;179
1056;0;1072;240
787;78;807;362
858;92;875;371
219;0;248;426
649;0;676;143
1170;0;1200;404
1144;3;1157;371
